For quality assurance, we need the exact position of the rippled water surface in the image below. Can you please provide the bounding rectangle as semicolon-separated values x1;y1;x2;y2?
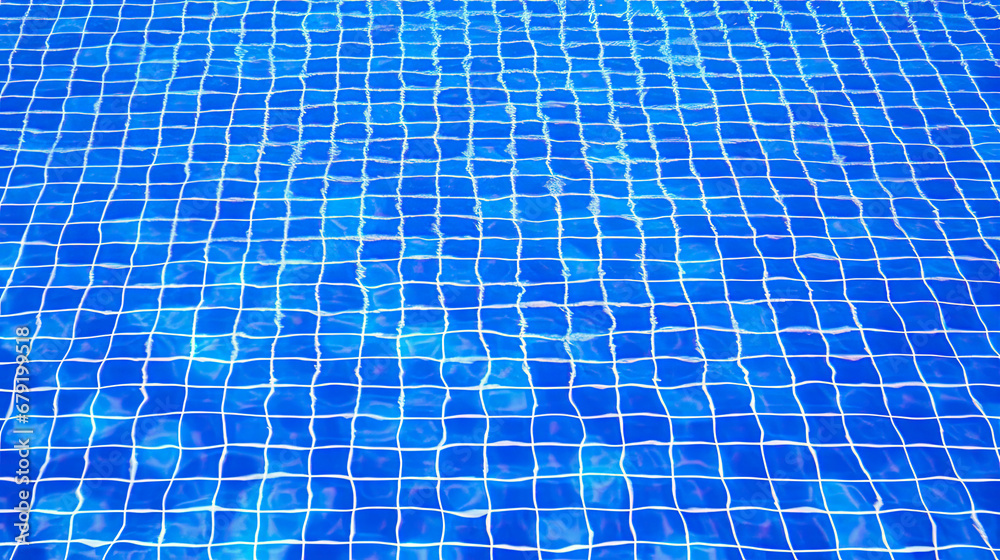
2;0;1000;558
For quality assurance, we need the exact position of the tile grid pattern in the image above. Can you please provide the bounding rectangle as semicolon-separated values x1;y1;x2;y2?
1;0;999;558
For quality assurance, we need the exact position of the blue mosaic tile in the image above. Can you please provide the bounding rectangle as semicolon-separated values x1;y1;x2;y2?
1;0;1000;558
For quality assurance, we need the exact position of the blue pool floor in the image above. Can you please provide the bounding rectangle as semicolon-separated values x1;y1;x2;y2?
1;0;1000;558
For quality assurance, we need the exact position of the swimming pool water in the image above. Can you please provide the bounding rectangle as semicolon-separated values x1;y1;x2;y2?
1;0;1000;558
